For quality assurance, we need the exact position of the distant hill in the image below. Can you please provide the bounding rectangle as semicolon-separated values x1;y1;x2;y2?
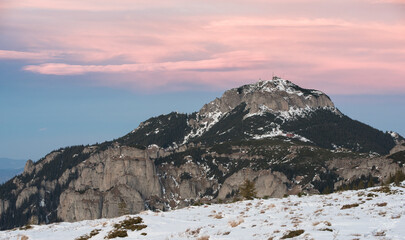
0;158;26;170
0;158;26;184
0;169;23;184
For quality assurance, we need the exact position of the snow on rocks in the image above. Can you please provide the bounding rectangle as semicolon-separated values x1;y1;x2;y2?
2;182;404;240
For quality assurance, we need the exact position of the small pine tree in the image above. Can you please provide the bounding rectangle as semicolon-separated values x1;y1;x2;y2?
367;178;374;188
239;179;257;200
322;186;330;194
358;181;365;189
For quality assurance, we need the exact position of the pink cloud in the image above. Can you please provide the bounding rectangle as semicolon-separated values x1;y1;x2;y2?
0;50;56;60
2;0;405;94
23;51;267;75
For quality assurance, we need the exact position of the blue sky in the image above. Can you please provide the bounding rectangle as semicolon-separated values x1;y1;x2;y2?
1;60;404;160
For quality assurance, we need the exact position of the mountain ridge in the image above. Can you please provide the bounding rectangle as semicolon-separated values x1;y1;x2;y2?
120;77;396;155
0;77;404;230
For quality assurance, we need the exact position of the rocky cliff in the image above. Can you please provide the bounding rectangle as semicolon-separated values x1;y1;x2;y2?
0;77;403;230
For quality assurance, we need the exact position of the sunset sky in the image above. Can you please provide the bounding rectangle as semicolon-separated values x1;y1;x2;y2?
1;0;404;160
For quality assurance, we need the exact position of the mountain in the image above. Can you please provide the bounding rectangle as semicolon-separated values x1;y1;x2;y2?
0;77;404;230
118;78;397;154
1;182;404;240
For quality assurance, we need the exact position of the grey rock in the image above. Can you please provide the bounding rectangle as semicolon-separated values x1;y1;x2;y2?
23;160;34;176
217;168;288;199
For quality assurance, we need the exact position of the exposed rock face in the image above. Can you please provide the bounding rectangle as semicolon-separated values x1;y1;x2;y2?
23;160;35;176
57;146;162;221
201;78;334;115
390;142;405;155
217;169;288;199
185;77;337;142
195;78;335;128
0;200;9;218
16;186;38;209
328;156;405;188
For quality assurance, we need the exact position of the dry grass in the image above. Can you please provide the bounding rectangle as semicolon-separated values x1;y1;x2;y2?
75;229;100;240
319;228;333;232
105;230;128;239
372;186;392;193
378;211;387;217
19;225;32;231
19;235;29;240
324;221;332;226
376;202;387;207
314;208;323;215
373;231;386;236
106;217;147;239
281;229;305;239
228;218;244;227
341;203;359;210
267;203;276;209
197;236;210;240
186;227;201;236
213;213;223;219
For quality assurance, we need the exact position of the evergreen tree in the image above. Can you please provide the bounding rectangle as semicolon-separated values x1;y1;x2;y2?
322;186;331;194
367;178;374;188
239;179;257;200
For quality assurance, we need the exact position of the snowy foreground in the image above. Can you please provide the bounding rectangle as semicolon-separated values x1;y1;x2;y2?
1;183;405;240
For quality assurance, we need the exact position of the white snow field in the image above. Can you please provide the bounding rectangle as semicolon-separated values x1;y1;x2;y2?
1;182;404;240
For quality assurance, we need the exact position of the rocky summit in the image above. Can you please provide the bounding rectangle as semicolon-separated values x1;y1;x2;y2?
0;77;404;230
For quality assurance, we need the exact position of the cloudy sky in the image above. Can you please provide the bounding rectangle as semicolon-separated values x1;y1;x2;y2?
1;0;404;160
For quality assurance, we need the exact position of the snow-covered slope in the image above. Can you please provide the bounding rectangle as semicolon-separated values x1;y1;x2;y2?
2;182;404;240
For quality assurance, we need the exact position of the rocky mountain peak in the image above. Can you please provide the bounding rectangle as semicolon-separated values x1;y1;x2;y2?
188;77;337;141
200;76;335;115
